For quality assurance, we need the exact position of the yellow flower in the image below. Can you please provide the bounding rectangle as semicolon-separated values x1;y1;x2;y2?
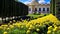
47;30;51;34
48;26;52;30
8;23;10;25
7;28;10;30
13;20;16;22
9;21;12;23
0;26;3;29
36;25;39;27
3;32;8;34
29;28;32;30
1;25;8;27
58;26;60;29
29;25;34;29
30;25;33;28
17;24;21;28
9;25;14;28
36;28;40;31
53;27;58;32
53;28;56;32
26;30;30;33
21;26;24;28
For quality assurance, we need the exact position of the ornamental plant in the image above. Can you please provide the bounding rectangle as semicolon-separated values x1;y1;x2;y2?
0;14;60;34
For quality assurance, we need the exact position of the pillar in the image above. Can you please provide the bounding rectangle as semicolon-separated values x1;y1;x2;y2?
50;0;60;20
32;5;35;14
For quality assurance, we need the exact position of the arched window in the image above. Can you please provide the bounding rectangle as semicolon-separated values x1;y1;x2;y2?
43;8;45;11
47;8;49;11
39;8;41;11
35;8;37;11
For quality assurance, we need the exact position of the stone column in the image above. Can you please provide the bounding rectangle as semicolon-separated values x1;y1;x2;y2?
41;8;43;14
32;5;35;14
37;7;39;14
37;8;38;14
45;8;46;14
49;7;50;14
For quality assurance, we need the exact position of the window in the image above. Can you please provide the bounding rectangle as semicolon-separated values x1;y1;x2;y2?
47;8;49;11
29;8;31;11
39;8;41;11
43;8;45;11
35;8;37;11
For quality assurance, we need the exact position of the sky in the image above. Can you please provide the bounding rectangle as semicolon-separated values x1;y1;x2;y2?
18;0;50;4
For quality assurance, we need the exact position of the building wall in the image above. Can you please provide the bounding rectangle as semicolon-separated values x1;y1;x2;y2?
28;4;50;14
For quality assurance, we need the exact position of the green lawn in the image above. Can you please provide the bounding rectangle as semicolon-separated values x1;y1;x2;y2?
27;14;49;19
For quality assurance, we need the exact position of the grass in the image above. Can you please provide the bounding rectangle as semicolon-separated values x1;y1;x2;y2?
27;14;48;19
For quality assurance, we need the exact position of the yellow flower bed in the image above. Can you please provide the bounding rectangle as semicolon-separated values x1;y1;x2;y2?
0;14;60;34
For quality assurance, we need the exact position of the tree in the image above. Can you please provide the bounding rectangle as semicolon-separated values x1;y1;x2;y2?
15;0;18;2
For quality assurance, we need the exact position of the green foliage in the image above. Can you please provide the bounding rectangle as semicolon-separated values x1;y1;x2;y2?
27;14;49;19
